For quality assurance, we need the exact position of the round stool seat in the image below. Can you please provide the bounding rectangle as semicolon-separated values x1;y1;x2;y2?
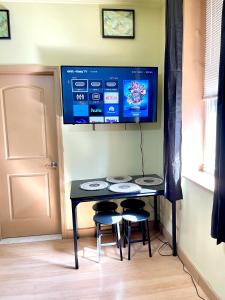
120;198;145;210
122;209;150;222
94;211;122;225
92;201;118;212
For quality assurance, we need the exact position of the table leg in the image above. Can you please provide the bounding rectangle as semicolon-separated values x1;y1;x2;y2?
154;195;159;229
172;200;177;256
76;208;79;239
72;201;79;269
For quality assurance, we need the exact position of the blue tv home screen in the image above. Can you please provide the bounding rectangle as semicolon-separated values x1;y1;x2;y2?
61;66;158;124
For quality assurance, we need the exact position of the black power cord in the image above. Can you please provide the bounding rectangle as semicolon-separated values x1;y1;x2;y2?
158;239;172;256
138;122;205;299
157;238;206;300
139;123;145;176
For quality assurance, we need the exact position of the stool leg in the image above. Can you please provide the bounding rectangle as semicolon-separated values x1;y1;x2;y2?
126;220;128;241
96;223;102;262
138;222;142;232
128;221;132;260
123;220;127;248
141;222;146;245
94;221;97;238
114;224;119;248
121;219;124;246
116;223;123;261
146;220;152;257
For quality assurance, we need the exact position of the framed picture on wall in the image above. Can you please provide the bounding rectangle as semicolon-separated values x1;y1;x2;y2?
102;9;135;39
0;9;11;39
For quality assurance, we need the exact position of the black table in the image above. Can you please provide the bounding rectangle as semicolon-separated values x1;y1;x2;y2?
70;174;177;269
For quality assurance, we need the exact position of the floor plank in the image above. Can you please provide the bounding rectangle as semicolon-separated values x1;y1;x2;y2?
0;234;208;300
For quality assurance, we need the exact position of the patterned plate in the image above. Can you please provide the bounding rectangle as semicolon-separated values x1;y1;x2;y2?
135;177;163;186
80;181;109;191
106;176;132;183
109;183;142;193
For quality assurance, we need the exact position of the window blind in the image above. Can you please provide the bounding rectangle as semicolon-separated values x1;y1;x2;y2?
203;0;223;173
204;0;223;99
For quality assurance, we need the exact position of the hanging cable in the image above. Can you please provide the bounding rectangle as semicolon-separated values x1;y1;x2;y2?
139;123;145;176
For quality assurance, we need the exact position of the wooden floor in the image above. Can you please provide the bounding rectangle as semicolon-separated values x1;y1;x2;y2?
0;233;208;300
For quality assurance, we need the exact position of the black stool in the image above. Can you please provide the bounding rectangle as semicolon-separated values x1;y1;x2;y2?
121;198;145;234
122;209;152;260
120;198;145;211
93;212;123;262
93;201;118;212
93;201;118;236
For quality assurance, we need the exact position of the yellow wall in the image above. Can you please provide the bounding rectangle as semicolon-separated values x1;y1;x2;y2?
1;1;225;299
60;4;165;229
0;2;164;66
0;2;165;229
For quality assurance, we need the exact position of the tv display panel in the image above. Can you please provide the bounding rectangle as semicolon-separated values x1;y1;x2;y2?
61;66;158;124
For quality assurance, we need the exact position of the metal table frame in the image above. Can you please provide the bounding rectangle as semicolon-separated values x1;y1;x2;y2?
70;175;177;269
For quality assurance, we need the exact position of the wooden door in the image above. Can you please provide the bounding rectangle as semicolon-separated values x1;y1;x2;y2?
0;73;61;238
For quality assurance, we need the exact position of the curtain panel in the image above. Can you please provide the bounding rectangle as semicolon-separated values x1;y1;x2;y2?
164;0;183;202
211;0;225;244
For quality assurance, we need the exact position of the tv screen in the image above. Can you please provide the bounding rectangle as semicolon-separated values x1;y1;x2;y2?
61;66;158;124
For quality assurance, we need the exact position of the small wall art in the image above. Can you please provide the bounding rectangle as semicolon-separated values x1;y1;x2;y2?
102;9;135;39
0;10;11;39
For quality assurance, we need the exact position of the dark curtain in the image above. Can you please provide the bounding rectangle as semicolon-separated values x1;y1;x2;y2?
164;0;183;202
211;0;225;244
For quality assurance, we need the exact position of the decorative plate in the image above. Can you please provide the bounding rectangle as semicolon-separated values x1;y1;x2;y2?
80;181;109;191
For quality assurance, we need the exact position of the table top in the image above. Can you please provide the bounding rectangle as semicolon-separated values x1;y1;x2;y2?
70;174;164;202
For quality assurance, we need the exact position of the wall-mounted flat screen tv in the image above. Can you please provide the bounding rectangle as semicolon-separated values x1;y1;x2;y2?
61;66;158;124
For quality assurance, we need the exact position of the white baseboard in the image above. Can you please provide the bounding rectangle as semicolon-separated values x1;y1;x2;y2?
0;234;62;245
161;225;220;300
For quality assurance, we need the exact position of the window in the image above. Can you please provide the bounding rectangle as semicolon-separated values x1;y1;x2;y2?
203;0;223;174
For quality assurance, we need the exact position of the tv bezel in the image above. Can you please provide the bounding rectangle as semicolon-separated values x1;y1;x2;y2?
60;65;158;125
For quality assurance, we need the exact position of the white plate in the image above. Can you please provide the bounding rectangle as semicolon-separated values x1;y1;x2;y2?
106;176;132;183
109;183;142;193
135;177;163;186
80;181;109;191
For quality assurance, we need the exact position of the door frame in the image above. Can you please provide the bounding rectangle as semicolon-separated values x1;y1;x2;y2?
0;65;67;238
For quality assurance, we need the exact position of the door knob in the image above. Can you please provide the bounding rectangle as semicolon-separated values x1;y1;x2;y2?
45;161;58;169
